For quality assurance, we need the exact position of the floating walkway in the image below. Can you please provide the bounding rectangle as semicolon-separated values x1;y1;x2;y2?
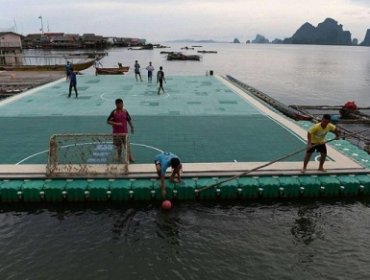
0;74;369;203
0;174;370;203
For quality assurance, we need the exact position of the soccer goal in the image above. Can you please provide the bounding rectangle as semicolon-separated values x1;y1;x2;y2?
46;133;129;177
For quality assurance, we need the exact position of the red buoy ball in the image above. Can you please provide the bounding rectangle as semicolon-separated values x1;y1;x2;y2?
161;200;172;210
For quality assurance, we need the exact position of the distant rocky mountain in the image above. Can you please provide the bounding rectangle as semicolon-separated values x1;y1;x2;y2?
252;34;269;44
361;29;370;46
284;18;352;45
272;38;283;44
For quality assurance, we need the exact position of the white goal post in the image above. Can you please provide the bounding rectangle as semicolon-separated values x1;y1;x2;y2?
46;133;129;177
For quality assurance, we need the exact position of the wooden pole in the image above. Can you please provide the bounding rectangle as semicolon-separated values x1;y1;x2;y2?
196;129;368;193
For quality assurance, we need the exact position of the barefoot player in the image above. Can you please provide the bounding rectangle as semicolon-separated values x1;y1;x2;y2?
302;114;340;172
154;152;182;197
107;98;134;163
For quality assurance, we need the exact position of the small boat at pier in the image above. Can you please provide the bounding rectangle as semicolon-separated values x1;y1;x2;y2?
95;64;130;75
289;104;370;124
128;44;153;50
0;59;96;72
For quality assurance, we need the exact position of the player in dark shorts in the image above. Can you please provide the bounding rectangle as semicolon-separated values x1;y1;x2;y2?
107;98;135;163
134;60;143;82
157;66;166;95
302;114;340;172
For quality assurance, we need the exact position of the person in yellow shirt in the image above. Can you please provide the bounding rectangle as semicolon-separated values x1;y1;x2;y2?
302;114;340;172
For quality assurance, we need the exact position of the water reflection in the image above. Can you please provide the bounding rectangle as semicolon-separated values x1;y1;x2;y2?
291;206;324;245
111;208;136;240
109;204;181;246
154;210;181;246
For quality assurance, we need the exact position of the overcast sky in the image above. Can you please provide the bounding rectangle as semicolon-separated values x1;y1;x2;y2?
0;0;369;42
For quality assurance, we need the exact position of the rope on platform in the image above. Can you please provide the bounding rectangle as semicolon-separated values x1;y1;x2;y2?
196;129;368;193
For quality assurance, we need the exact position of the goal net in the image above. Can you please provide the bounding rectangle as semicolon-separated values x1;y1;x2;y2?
46;133;129;177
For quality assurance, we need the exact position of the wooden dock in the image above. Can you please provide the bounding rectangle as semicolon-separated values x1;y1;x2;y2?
0;71;64;100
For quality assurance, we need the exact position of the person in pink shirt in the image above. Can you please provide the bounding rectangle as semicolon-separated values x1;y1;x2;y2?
107;98;135;162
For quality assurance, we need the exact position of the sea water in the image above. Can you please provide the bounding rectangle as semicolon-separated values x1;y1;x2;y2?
91;43;370;106
2;44;370;280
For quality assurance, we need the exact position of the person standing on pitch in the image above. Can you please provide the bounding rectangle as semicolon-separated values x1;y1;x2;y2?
134;60;143;82
145;61;155;83
154;152;182;197
107;98;135;163
157;66;166;95
65;61;72;81
68;69;78;98
302;114;340;173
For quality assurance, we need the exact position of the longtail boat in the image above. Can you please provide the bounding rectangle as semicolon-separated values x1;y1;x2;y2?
0;59;95;71
95;66;130;75
197;50;218;54
167;52;200;61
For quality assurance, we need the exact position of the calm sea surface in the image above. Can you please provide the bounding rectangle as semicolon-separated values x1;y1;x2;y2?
88;43;370;106
2;44;370;280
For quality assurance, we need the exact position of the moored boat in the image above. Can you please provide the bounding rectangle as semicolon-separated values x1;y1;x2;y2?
167;52;200;61
289;104;370;124
95;66;130;75
128;44;153;50
197;50;218;54
160;51;174;54
0;59;95;71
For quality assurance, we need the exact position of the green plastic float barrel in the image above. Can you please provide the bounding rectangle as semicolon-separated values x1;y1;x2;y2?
257;176;281;198
0;180;23;202
110;179;131;201
277;176;301;198
317;175;341;197
165;181;177;200
336;175;360;196
219;178;238;200
131;179;153;201
44;179;67;202
65;179;89;202
175;178;197;201
195;178;219;200
355;174;370;195
22;179;45;202
237;177;260;199
87;179;111;202
297;175;322;198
